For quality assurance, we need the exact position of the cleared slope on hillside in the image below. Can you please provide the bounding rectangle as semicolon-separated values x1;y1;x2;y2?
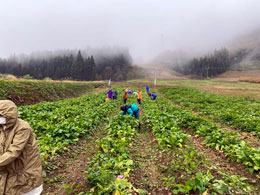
0;80;104;105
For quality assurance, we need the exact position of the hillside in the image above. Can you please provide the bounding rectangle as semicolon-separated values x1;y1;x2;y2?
213;70;260;83
229;29;260;52
229;28;260;71
141;65;186;80
0;78;104;105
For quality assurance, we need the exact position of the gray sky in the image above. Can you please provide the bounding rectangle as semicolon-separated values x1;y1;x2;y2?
1;0;260;62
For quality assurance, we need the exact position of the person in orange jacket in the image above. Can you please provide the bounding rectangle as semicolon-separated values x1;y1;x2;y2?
137;90;142;104
123;89;128;104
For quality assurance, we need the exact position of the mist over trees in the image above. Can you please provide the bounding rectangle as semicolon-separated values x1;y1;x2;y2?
173;47;260;78
228;47;260;70
174;48;230;78
0;48;144;81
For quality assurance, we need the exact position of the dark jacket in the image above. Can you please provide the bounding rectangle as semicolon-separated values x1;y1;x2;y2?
112;90;118;97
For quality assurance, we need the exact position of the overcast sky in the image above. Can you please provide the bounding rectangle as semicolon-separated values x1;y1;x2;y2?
0;0;260;62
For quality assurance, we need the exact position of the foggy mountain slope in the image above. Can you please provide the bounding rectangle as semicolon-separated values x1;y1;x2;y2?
147;28;260;79
150;50;195;68
228;28;260;71
139;62;188;80
229;29;260;51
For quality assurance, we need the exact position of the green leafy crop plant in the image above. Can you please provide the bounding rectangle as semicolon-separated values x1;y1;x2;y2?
18;92;120;161
142;94;257;194
154;95;260;174
85;115;145;194
159;88;260;137
143;96;190;149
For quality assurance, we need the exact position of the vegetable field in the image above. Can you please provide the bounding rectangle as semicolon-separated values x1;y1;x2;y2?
17;85;260;194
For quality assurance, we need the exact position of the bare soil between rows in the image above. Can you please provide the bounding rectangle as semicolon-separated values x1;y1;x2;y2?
129;129;172;194
43;129;106;195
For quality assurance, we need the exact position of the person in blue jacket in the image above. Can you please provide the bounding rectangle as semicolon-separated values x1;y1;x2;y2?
146;85;149;93
120;104;139;119
151;93;157;100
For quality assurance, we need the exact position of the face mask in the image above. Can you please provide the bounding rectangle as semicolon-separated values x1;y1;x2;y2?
0;117;6;125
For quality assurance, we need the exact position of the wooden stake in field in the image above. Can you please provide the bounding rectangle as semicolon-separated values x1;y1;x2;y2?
108;78;111;87
205;66;209;79
154;77;157;87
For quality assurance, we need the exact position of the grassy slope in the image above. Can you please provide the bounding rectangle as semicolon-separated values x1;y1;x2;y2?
125;79;260;99
0;80;105;106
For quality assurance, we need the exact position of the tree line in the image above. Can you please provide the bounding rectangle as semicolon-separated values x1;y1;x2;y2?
0;50;143;81
173;48;230;78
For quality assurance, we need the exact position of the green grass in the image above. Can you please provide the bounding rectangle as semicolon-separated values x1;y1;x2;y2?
0;80;104;105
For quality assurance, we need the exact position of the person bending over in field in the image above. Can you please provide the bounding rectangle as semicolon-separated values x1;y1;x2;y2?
128;90;133;96
107;88;112;99
151;93;157;100
112;89;118;100
0;100;43;195
120;104;140;119
120;104;141;129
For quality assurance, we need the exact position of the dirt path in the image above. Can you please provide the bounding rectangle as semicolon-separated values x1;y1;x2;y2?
128;106;172;194
129;129;171;194
43;129;107;194
156;89;260;148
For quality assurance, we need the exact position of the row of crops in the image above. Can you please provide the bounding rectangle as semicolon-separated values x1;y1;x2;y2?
19;92;119;161
142;94;258;194
152;97;260;174
82;90;258;194
83;90;145;194
17;87;260;194
159;88;260;136
85;116;141;194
